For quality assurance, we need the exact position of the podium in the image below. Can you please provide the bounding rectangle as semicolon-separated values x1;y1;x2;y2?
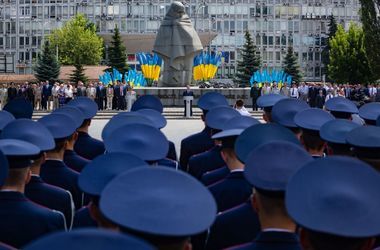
184;96;193;118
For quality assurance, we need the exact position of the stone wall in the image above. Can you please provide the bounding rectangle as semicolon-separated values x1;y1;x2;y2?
134;87;252;107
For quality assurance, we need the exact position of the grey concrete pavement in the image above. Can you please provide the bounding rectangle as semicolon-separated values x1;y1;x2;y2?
89;119;205;155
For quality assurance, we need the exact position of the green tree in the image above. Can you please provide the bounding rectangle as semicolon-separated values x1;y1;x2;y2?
360;0;380;79
235;30;261;87
49;14;103;83
34;40;60;82
107;25;128;73
328;23;373;84
321;15;338;81
70;63;87;83
283;46;302;83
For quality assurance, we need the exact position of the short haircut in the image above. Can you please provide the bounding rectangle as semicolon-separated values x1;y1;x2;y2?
302;129;325;151
255;190;288;218
327;143;353;156
48;138;67;153
3;168;29;187
330;111;352;119
235;100;244;107
306;229;371;250
79;118;91;129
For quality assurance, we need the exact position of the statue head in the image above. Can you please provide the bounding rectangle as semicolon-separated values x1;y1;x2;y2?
166;1;186;19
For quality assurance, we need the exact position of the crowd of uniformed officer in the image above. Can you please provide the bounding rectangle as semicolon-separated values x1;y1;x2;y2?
0;91;379;250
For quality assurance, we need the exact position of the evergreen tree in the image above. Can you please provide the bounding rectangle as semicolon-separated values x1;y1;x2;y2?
321;15;338;81
235;30;261;87
360;0;380;79
34;40;60;82
107;25;128;73
70;63;88;83
283;46;302;83
328;24;373;84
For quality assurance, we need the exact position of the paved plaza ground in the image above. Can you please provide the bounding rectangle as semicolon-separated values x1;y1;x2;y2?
89;119;205;154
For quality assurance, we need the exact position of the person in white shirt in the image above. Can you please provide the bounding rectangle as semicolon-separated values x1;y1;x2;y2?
86;83;96;100
0;84;8;110
261;83;271;95
325;89;334;102
65;84;74;104
290;83;299;98
298;82;309;102
270;82;280;95
368;84;377;102
234;99;251;116
125;86;137;112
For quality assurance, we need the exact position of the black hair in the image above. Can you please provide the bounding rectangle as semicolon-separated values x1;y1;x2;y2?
330;111;352;119
327;143;353;156
79;118;91;129
302;129;325;151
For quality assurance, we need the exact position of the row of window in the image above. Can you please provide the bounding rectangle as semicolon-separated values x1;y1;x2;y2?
10;3;359;19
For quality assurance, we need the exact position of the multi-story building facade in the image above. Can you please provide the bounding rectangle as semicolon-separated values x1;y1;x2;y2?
0;0;361;81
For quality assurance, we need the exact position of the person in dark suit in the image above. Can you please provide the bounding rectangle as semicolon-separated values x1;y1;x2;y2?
114;81;126;110
26;83;35;109
315;89;325;109
41;81;51;110
287;157;380;250
7;82;17;102
201;166;229;186
183;85;194;116
38;114;84;210
207;124;302;249
23;229;155;250
96;82;107;110
68;97;105;160
271;98;310;140
52;106;91;173
1;119;74;230
206;200;261;250
229;141;313;250
250;83;260;111
320;119;360;156
99;167;217;250
294;108;334;158
74;153;149;229
104;123;180;169
179;92;229;170
207;115;260;212
3;97;34;119
132;101;178;161
308;83;317;107
188;106;240;179
0;139;65;248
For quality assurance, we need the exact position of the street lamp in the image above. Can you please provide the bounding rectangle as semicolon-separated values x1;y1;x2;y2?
194;1;206;31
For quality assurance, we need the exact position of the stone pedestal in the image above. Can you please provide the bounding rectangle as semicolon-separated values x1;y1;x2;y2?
134;87;251;107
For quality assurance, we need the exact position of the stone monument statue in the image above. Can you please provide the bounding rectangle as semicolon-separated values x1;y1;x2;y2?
153;1;203;87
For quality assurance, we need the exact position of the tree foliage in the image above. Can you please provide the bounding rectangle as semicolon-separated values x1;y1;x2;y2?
328;23;373;84
107;25;128;74
49;14;103;66
360;0;380;79
283;46;302;83
235;30;261;87
321;15;338;81
34;40;60;82
70;63;88;83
